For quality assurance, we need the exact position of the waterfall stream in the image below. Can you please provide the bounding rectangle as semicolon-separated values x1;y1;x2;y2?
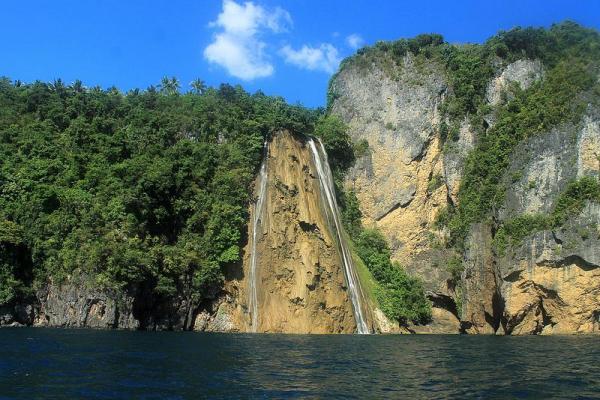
248;143;269;333
308;138;370;334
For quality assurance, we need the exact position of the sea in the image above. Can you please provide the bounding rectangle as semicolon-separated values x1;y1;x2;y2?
0;328;598;399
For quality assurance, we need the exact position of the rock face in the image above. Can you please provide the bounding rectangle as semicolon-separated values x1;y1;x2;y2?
460;223;502;334
331;50;600;335
443;120;476;205
486;59;544;106
495;113;600;335
0;274;239;331
229;131;371;333
33;280;139;329
331;53;460;333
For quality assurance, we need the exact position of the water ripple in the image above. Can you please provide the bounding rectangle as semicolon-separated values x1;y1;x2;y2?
0;329;599;399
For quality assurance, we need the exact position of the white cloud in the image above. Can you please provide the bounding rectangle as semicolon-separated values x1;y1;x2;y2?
204;0;291;80
346;34;364;50
279;44;341;74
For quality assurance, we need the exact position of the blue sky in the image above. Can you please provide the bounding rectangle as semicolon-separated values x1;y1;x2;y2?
1;0;599;107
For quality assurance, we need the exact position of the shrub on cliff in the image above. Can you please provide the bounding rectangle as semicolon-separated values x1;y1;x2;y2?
354;229;431;324
494;176;600;253
313;114;355;173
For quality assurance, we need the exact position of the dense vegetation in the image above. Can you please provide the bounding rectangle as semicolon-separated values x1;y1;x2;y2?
355;228;431;324
340;190;431;324
0;78;317;306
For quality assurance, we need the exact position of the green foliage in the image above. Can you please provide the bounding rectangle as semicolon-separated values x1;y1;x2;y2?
189;79;206;95
553;176;600;225
353;138;370;159
440;44;495;120
354;229;431;324
446;255;464;283
353;229;393;281
0;78;316;304
0;220;23;245
0;221;31;305
339;190;363;239
159;76;180;95
494;176;600;254
511;171;524;183
374;33;445;61
438;22;600;248
493;214;552;254
445;254;464;318
0;266;20;305
313;114;355;173
427;174;444;195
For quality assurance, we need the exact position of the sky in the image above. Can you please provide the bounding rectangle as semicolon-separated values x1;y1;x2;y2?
1;1;599;107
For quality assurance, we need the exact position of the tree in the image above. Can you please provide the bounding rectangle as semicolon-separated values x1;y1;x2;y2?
71;79;84;93
190;78;206;94
159;76;180;95
313;114;355;172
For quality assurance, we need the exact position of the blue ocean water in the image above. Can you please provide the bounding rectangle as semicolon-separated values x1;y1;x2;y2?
0;328;598;399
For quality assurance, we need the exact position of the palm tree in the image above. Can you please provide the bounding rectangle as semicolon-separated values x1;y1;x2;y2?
71;79;84;93
159;76;180;95
190;78;206;94
170;77;180;94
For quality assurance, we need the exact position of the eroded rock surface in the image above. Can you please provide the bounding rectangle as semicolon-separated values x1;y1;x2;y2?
486;59;544;106
230;131;372;333
331;53;460;332
33;279;139;329
489;111;598;334
0;274;238;331
331;52;599;335
461;224;501;334
498;204;600;335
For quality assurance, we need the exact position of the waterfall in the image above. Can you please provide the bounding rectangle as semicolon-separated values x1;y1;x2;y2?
248;143;269;333
307;138;370;334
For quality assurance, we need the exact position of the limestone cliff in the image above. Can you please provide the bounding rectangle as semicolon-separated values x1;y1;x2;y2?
494;112;600;334
331;52;461;333
330;44;600;335
0;272;239;331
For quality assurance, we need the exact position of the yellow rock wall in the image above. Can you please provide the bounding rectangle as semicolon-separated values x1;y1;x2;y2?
230;131;369;333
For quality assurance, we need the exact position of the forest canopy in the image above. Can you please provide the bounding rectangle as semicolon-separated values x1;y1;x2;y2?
0;79;319;305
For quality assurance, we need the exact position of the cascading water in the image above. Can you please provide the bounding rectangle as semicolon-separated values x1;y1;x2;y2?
307;138;370;334
248;143;269;333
